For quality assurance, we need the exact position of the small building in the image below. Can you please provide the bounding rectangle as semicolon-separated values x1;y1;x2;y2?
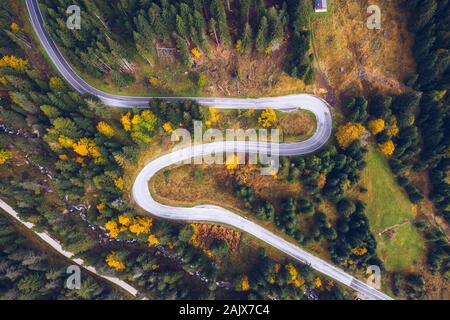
314;0;328;13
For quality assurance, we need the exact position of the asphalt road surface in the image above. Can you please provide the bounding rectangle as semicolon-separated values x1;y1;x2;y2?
25;0;392;300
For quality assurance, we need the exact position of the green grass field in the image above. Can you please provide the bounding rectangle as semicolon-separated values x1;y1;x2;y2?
363;147;425;271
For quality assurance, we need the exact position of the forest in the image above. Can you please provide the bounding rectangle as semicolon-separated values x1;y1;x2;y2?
0;0;449;300
405;0;450;284
0;214;127;300
40;0;315;89
405;0;450;224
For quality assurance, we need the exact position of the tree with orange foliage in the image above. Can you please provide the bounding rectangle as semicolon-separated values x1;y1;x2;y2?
379;140;395;157
59;154;69;161
10;22;19;32
190;224;201;247
317;174;327;188
241;275;250;291
352;246;368;256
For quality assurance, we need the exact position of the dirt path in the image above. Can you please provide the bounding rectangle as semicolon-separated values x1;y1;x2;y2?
379;220;411;236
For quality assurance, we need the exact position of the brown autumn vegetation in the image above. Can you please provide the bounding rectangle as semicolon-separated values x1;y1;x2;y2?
311;0;416;98
193;224;241;252
199;44;310;97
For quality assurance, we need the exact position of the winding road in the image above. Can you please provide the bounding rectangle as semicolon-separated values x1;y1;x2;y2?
23;0;392;300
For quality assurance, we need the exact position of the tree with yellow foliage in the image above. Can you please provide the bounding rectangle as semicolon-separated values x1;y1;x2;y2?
10;22;19;32
314;277;322;289
0;149;12;165
129;217;153;236
105;220;120;238
132;114;141;126
163;122;173;133
190;224;201;247
129;110;158;144
49;77;65;91
241;275;250;291
58;136;75;148
226;154;239;171
105;252;125;271
367;119;385;135
0;55;28;72
147;234;160;247
258;109;277;128
191;48;202;59
285;263;305;288
75;157;85;166
197;74;208;88
387;116;399;137
87;141;100;158
317;174;327;188
97;121;115;138
335;122;365;149
120;112;132;132
235;40;243;52
352;246;368;256
148;76;160;87
208;108;220;125
114;177;124;191
379;140;395;157
203;249;213;257
72;138;100;158
118;215;132;227
141;110;157;129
